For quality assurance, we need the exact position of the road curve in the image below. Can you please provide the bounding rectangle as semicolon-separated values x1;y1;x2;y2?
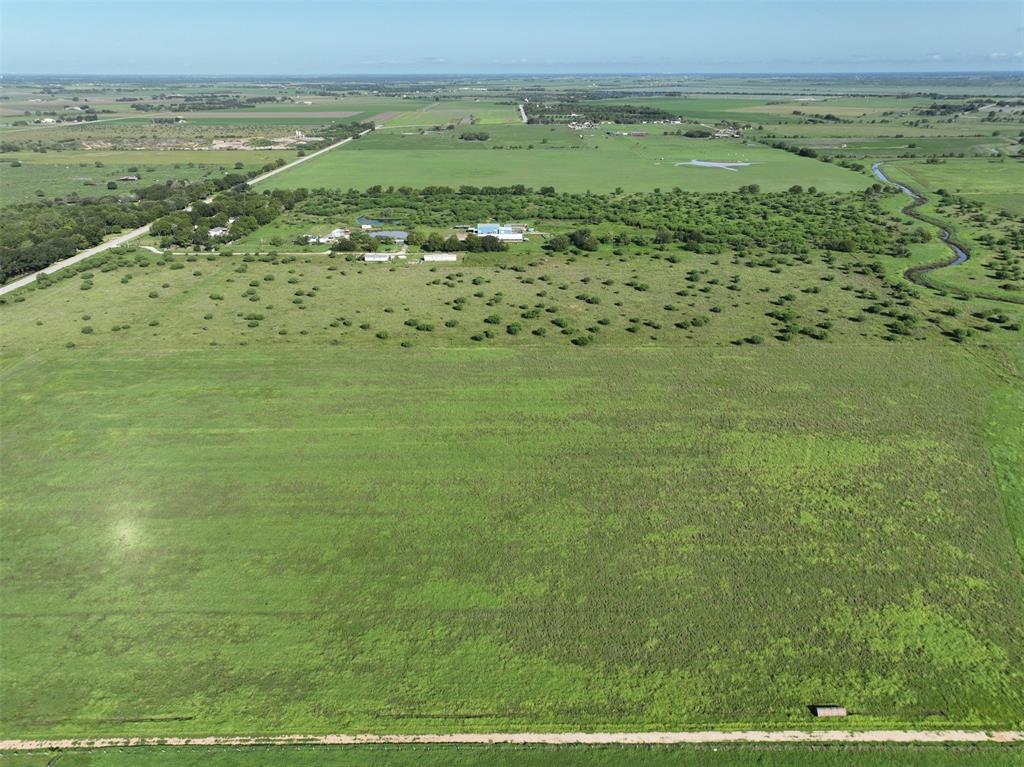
0;129;372;299
1;729;1022;751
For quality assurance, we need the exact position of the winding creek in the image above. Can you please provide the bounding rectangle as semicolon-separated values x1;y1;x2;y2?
870;162;969;292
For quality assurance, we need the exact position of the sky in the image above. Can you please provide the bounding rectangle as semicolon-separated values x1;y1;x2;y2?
1;0;1022;76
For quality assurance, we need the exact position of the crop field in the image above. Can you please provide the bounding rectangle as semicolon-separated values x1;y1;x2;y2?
263;125;867;192
0;149;295;206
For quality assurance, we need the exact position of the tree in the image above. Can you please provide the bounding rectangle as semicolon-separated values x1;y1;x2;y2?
546;234;570;252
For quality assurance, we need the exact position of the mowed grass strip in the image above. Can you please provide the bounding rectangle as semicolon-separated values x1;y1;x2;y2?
4;744;1024;767
2;343;1023;737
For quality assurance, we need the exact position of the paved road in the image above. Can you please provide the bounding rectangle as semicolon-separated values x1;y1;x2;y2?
1;730;1021;751
0;128;372;298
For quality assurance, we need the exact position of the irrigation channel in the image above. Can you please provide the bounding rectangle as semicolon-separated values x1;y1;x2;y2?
870;162;970;295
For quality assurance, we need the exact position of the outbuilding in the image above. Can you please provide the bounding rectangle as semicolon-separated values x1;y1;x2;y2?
475;223;524;242
810;706;847;718
423;253;457;262
363;253;392;262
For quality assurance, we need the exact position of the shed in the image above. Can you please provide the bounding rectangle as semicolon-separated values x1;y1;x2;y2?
423;253;457;262
810;706;847;718
363;253;392;262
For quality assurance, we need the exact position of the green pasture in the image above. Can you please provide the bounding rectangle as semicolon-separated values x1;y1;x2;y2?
2;229;1023;738
262;126;867;192
1;149;294;205
4;744;1023;767
886;158;1024;198
2;342;1022;737
877;161;1024;300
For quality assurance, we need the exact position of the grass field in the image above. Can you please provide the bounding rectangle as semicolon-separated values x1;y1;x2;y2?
2;80;1023;761
2;231;1023;737
0;150;295;205
4;744;1024;766
262;125;867;193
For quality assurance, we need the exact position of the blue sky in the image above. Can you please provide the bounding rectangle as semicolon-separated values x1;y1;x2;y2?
2;0;1022;75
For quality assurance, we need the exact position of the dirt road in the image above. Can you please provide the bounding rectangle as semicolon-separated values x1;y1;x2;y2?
0;128;372;298
2;729;1021;751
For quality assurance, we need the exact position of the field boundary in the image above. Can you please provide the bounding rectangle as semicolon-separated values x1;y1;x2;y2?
3;730;1022;751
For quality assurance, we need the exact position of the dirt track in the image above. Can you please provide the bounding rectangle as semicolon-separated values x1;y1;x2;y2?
2;730;1022;751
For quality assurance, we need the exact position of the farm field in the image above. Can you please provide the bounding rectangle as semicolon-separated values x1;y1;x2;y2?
0;149;295;206
4;744;1024;767
2;342;1023;736
1;73;1024;765
2;220;1024;738
264;125;867;192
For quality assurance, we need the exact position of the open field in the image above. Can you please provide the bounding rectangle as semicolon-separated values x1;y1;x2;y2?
2;342;1022;736
0;150;295;206
1;77;1023;763
263;125;867;192
2;212;1023;737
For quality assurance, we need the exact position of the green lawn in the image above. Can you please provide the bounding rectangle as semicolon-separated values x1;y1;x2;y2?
262;125;868;193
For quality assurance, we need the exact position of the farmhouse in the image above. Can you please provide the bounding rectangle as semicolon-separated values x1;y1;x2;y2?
422;253;457;262
713;127;742;139
363;253;392;262
304;227;349;244
475;223;524;242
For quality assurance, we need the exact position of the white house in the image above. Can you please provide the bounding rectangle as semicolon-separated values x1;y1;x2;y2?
208;226;230;238
423;253;457;262
363;253;392;262
305;227;349;245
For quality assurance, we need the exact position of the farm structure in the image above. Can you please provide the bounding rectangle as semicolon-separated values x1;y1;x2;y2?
422;253;458;262
474;223;524;242
362;253;392;262
304;227;349;245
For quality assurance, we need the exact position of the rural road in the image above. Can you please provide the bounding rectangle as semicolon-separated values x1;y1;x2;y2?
519;103;528;123
2;730;1022;751
0;128;373;298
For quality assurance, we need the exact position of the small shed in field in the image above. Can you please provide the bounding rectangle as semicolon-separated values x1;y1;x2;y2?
423;253;457;262
363;253;391;262
810;705;847;718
